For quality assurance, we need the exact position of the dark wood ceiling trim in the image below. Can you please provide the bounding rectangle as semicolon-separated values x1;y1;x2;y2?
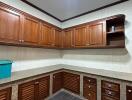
21;0;62;22
21;0;128;22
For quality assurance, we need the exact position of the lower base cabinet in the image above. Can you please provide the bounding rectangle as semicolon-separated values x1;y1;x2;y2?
18;76;50;100
101;80;120;100
83;76;97;100
0;87;12;100
63;72;80;94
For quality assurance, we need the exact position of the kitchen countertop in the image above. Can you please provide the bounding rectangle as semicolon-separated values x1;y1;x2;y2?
0;64;132;85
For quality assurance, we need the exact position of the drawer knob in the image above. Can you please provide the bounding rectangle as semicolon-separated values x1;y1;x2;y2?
108;84;112;88
88;80;91;82
88;86;91;88
108;91;112;95
88;93;91;96
128;90;132;93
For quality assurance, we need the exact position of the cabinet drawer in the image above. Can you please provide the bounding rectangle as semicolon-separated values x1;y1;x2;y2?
102;96;119;100
102;81;120;91
102;88;120;99
84;84;96;92
84;91;96;100
84;76;97;85
126;86;132;100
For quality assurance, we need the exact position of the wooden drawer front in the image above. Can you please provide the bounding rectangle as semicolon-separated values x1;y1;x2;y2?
126;86;132;100
38;76;50;99
84;76;97;85
18;81;35;100
53;72;63;93
102;88;120;99
0;87;11;100
102;96;119;100
63;72;80;94
83;91;96;100
84;83;96;92
102;81;120;91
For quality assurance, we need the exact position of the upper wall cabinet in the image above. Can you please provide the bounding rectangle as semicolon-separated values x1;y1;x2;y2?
22;16;40;45
0;3;125;49
89;21;106;47
54;28;63;48
0;6;22;44
74;25;87;47
63;29;74;48
39;23;55;47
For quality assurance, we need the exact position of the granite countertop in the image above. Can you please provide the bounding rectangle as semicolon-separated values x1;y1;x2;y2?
0;64;132;85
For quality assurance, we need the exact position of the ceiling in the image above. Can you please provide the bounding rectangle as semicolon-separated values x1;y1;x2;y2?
22;0;127;22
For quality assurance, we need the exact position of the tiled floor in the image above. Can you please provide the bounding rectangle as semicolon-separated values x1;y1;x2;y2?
48;91;83;100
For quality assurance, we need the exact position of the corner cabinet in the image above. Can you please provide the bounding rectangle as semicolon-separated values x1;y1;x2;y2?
0;87;12;100
63;72;80;94
18;76;50;100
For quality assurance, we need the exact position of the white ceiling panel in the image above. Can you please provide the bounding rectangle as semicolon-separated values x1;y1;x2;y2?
26;0;124;21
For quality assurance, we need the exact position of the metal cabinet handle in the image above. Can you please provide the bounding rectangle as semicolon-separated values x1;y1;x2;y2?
88;85;91;88
108;84;112;88
128;90;132;93
35;82;39;84
88;93;91;96
88;80;91;82
108;91;112;95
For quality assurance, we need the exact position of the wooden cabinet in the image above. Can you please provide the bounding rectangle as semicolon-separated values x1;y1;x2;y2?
0;87;12;100
0;6;22;44
63;72;80;94
101;80;120;100
63;29;74;48
22;16;40;45
89;21;106;46
83;76;97;100
126;86;132;100
74;25;87;47
18;76;50;100
53;72;63;93
54;29;63;48
39;23;55;47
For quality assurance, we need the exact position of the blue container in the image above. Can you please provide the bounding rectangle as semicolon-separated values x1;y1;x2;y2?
0;60;12;79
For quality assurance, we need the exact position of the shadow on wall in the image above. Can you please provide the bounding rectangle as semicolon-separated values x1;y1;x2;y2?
61;48;131;63
0;46;61;61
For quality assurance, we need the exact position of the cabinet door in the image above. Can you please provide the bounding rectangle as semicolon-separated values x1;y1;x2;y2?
63;72;80;94
18;81;35;100
23;16;40;45
74;25;87;47
63;29;74;48
54;29;62;48
0;7;22;44
37;76;50;100
39;24;55;47
0;87;11;100
89;21;106;46
53;72;63;93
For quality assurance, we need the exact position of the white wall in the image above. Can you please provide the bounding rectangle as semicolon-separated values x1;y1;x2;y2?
0;0;62;27
0;46;61;72
61;0;132;73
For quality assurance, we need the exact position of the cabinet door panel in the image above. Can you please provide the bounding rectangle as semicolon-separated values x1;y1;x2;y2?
39;24;55;47
63;29;74;48
0;8;21;43
63;72;80;94
55;29;62;48
18;81;35;100
89;21;106;46
37;76;50;100
53;72;63;93
0;87;11;100
74;26;87;47
23;16;39;45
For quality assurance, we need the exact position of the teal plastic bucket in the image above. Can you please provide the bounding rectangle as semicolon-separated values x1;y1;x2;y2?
0;60;12;79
